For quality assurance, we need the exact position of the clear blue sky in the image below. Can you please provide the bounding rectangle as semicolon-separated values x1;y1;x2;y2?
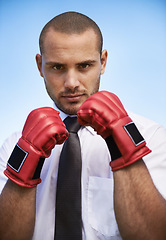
0;0;166;146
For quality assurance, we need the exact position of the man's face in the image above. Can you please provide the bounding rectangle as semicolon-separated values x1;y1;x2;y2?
36;29;107;115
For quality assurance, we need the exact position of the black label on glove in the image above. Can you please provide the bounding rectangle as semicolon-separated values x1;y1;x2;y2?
7;144;28;172
124;122;145;146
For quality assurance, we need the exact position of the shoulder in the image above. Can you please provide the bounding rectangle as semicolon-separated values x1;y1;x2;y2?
0;132;21;193
0;132;21;166
128;111;166;142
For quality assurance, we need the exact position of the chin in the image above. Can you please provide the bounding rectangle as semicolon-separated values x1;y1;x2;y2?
58;103;81;115
63;108;78;115
55;95;89;115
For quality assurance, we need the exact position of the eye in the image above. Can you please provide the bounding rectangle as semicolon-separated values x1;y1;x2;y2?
79;63;91;70
53;64;64;70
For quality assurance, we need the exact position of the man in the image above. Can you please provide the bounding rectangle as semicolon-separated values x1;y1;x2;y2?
0;11;166;240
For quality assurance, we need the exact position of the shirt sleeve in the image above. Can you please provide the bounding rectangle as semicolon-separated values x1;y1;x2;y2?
0;132;21;193
128;111;166;199
143;125;166;199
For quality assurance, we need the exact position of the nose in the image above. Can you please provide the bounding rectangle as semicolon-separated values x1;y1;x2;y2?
64;69;80;90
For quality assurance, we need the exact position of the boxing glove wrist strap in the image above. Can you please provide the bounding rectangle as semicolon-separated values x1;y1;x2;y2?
105;119;151;171
4;138;45;187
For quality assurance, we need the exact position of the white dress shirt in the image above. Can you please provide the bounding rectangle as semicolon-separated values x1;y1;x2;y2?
0;107;166;240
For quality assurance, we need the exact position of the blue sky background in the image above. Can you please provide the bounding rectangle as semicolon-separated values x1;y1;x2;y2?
0;0;166;146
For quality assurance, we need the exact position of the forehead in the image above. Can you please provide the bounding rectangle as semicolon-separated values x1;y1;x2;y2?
42;29;99;60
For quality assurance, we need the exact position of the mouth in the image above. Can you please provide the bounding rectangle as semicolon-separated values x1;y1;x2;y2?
62;93;85;102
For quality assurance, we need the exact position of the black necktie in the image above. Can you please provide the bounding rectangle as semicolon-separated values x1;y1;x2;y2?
54;117;82;240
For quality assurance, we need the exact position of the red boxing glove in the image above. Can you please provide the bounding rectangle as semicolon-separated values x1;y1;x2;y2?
4;107;68;187
77;91;151;171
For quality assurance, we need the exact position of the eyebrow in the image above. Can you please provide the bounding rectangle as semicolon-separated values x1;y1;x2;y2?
77;60;97;65
45;61;63;66
45;59;97;66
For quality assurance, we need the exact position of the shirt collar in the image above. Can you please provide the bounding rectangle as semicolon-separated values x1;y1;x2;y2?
53;103;76;121
53;103;97;136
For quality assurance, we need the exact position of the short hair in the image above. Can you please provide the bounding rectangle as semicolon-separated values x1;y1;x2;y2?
39;11;103;55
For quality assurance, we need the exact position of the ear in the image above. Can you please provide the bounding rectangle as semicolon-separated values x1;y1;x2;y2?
36;54;44;77
100;49;108;75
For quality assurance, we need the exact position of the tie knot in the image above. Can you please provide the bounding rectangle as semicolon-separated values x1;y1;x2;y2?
64;117;81;133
